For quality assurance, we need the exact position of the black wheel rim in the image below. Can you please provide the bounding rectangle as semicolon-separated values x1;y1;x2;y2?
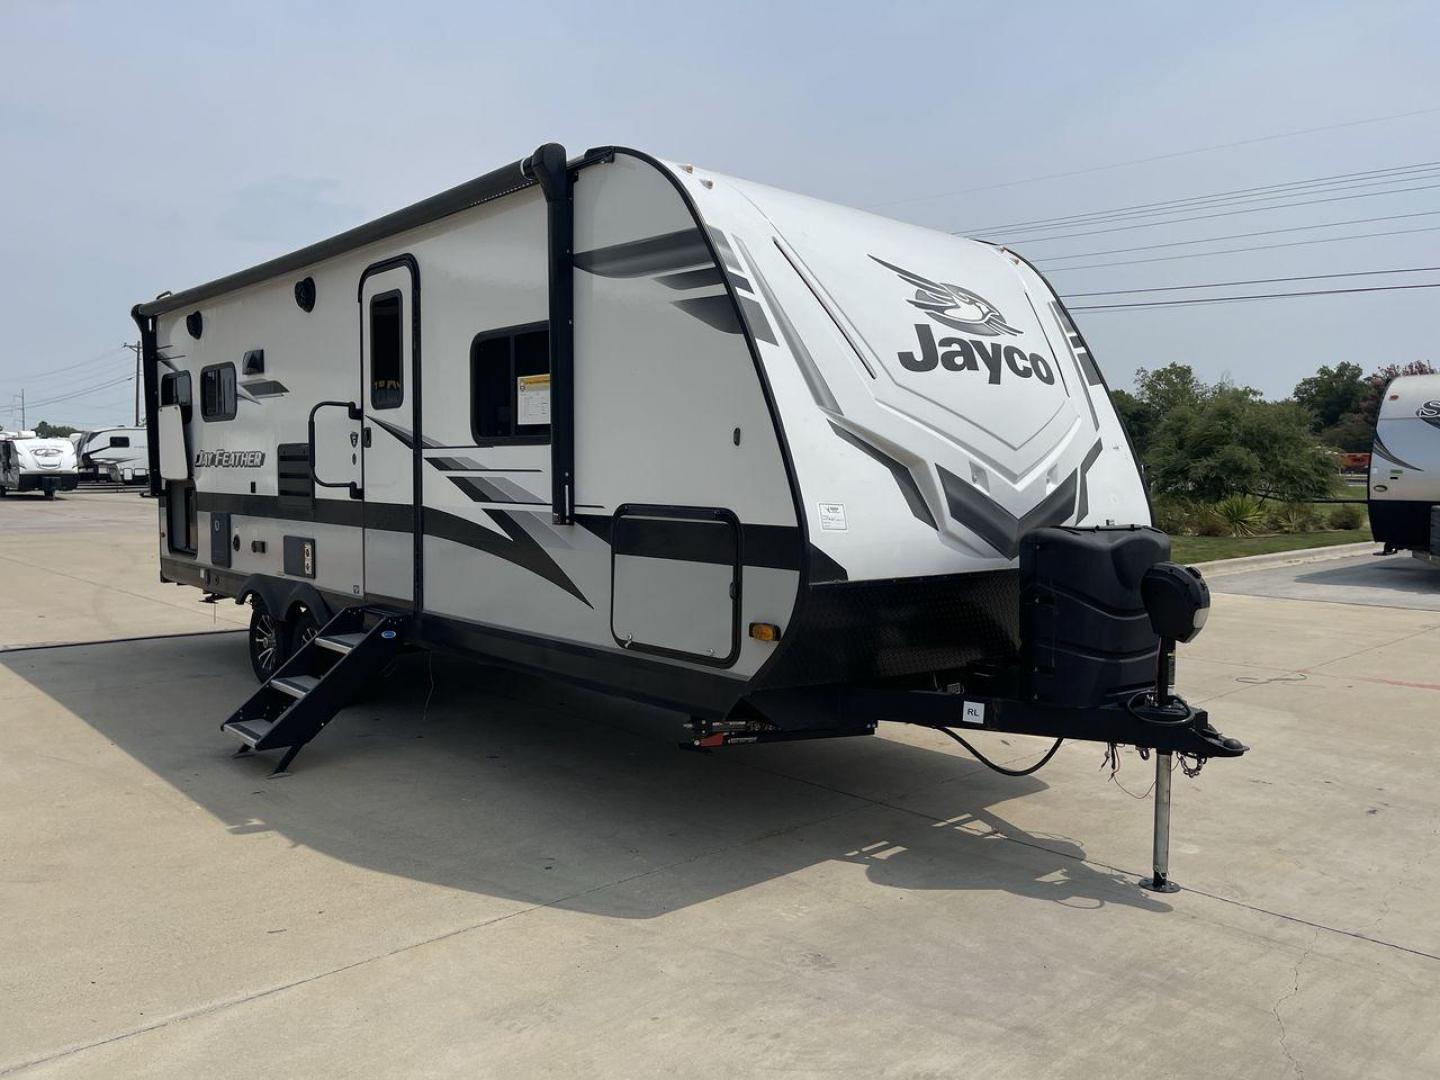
294;610;318;651
252;611;280;677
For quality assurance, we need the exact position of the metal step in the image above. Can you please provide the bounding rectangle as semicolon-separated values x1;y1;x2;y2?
222;717;277;748
314;632;366;655
272;674;319;699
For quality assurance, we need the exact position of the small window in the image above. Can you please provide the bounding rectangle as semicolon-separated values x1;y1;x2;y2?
109;436;131;448
470;322;550;443
161;371;193;423
200;363;236;422
370;291;404;410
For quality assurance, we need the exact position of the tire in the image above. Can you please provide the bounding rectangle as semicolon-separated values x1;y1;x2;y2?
248;597;283;683
43;488;56;499
288;605;322;655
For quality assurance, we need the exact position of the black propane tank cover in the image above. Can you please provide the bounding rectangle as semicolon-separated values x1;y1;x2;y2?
1019;525;1171;707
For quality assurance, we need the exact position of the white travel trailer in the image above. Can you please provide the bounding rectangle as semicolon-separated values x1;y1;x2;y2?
134;144;1244;885
0;428;79;497
76;425;149;484
1369;372;1440;564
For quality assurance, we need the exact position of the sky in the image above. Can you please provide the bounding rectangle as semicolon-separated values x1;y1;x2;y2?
2;0;1438;428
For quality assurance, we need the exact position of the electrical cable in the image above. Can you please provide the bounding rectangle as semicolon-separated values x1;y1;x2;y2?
1124;691;1198;727
932;727;1064;776
982;180;1440;245
1040;222;1440;273
0;346;128;388
1061;264;1440;297
1069;280;1440;312
865;104;1440;209
963;159;1440;234
22;374;134;410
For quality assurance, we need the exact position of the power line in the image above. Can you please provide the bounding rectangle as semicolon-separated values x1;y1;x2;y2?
1068;280;1440;312
0;345;128;388
1061;265;1440;297
1037;208;1440;263
983;179;1440;245
866;104;1440;209
1039;222;1440;273
23;374;134;410
962;159;1440;235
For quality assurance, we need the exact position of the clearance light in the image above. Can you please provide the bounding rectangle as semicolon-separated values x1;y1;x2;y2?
749;622;782;643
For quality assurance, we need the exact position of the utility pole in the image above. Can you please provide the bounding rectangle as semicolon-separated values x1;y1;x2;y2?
18;388;23;430
124;341;142;426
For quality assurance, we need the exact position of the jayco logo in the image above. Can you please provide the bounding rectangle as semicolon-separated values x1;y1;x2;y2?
1419;399;1440;429
871;255;1055;385
194;449;266;469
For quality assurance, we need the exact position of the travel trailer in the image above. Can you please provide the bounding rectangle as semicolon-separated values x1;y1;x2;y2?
0;427;79;497
134;143;1246;888
1369;372;1440;565
76;426;149;484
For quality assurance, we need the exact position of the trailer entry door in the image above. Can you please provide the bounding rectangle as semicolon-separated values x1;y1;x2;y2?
359;261;419;608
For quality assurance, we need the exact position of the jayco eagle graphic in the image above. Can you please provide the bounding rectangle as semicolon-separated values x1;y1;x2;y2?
1418;399;1440;429
871;256;1021;337
871;255;1055;386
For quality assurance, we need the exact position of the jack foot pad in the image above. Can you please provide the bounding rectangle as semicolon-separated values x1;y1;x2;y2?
1141;876;1181;894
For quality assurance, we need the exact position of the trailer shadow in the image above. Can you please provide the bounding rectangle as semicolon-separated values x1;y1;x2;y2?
1293;555;1440;598
2;632;1169;919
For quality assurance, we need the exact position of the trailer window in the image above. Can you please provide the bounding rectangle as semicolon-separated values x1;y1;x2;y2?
369;291;404;410
470;322;550;443
109;436;130;448
161;371;193;423
200;363;236;422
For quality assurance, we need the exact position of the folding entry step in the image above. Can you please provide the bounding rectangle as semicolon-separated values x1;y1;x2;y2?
222;606;408;775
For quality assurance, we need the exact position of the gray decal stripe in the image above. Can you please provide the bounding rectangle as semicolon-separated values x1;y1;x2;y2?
1372;433;1423;471
735;296;776;345
736;236;839;414
707;227;745;275
446;474;544;504
370;415;442;449
937;467;1077;558
1074;439;1105;522
428;455;487;471
672;295;744;336
655;267;725;290
829;422;935;529
425;507;590;607
1050;301;1104;386
573;228;711;278
240;379;288;397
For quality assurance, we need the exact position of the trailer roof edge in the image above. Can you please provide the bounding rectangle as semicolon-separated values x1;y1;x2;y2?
135;147;609;318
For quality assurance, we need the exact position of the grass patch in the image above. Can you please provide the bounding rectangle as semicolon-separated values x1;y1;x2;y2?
1171;530;1370;564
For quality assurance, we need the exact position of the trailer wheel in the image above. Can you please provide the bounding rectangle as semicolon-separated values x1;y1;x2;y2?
43;487;56;500
288;605;322;654
248;597;283;683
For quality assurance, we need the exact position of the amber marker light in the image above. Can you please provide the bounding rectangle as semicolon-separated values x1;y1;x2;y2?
748;622;782;642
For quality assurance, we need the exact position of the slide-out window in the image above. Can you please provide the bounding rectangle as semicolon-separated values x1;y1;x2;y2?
161;371;193;422
370;291;404;410
109;436;130;448
470;322;550;444
200;363;236;422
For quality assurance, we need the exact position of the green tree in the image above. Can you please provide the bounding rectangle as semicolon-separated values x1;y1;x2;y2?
34;420;78;438
1357;361;1436;428
1145;388;1335;503
1134;363;1208;414
1292;362;1367;432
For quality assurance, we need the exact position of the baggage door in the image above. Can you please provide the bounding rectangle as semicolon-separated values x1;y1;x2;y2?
360;260;419;608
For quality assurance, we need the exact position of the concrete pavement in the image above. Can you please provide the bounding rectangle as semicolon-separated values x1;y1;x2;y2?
1;509;1438;1078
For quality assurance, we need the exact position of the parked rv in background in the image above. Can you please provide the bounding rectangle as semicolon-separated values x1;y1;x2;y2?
75;426;149;484
0;427;80;497
1369;372;1440;566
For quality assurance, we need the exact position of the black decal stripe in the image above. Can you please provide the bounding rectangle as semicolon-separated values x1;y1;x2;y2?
614;516;734;563
737;236;839;413
1372;433;1424;471
575;513;806;572
1075;439;1105;523
655;267;725;291
573;228;710;278
424;507;590;607
828;422;936;530
198;491;367;528
673;295;744;336
938;468;1077;558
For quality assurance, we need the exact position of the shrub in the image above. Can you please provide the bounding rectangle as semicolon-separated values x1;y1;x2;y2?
1328;502;1366;530
1214;494;1265;537
1152;497;1196;535
1271;502;1321;533
1195;506;1231;537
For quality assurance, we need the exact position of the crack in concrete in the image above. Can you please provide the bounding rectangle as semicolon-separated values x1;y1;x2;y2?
1271;929;1317;1080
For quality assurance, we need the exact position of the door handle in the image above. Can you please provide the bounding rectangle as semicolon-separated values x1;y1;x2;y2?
363;427;372;448
307;400;364;499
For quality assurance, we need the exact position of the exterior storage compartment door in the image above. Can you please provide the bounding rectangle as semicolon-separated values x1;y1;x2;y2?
611;506;740;666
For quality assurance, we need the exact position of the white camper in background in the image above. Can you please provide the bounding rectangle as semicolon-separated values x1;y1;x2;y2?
0;427;79;497
76;426;149;484
1369;372;1440;565
134;143;1244;882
